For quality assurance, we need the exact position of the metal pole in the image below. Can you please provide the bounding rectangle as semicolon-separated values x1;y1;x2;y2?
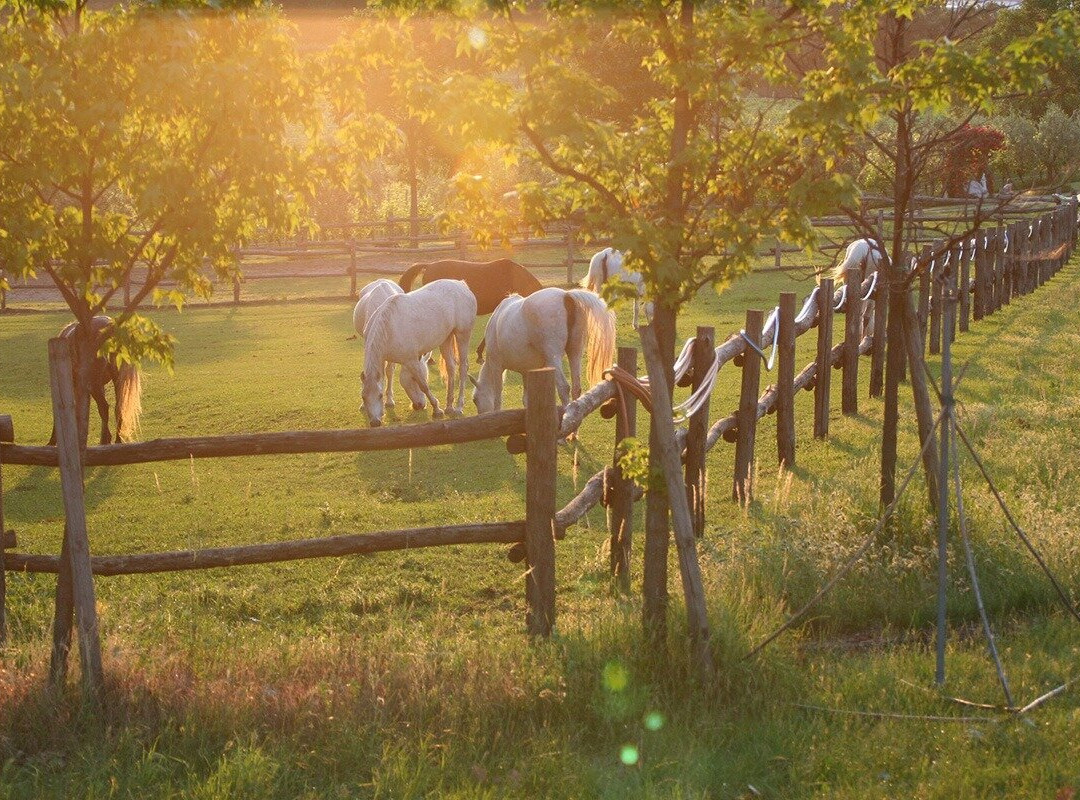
936;267;956;686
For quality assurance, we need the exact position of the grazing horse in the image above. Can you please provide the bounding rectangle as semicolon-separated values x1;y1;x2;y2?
399;258;544;365
361;279;476;427
48;315;143;445
398;258;543;315
471;287;615;413
581;247;651;324
352;279;428;411
832;238;884;333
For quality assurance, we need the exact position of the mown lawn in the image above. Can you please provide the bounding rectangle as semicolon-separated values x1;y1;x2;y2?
2;256;1080;798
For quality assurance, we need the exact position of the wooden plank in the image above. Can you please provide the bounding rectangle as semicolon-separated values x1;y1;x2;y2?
869;271;887;399
6;522;526;576
814;278;834;440
609;347;637;589
638;324;712;676
947;243;960;344
776;295;796;467
685;327;714;536
842;267;861;416
959;238;971;332
734;310;763;502
524;369;558;637
3;410;528;467
46;338;103;702
918;245;932;342
929;245;943;355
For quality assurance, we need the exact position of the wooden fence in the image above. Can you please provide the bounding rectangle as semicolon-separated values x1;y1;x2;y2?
0;200;1076;703
3;195;1071;311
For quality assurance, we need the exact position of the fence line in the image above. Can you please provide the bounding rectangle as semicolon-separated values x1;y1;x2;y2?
0;199;1075;703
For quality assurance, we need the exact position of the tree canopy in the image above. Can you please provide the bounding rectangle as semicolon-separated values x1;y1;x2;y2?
0;1;314;366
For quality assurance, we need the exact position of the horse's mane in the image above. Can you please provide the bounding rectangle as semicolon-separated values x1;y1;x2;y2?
362;295;396;370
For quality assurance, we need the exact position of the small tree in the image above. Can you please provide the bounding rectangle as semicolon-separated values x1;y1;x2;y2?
318;11;466;244
0;1;313;438
439;0;850;640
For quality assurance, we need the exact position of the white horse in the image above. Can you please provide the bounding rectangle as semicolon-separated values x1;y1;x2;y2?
352;279;427;411
472;287;615;413
832;238;884;332
361;279;476;426
581;247;651;325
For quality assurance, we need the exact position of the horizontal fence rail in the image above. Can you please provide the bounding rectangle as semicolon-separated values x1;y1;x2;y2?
1;411;526;467
5;522;526;576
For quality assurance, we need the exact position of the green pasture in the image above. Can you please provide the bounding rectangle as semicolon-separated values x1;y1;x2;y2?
2;256;1080;798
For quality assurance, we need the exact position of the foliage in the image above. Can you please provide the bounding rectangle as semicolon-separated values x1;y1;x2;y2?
943;124;1005;197
794;0;1079;251
991;104;1080;191
985;0;1080;117
438;1;850;314
0;2;314;366
316;10;469;230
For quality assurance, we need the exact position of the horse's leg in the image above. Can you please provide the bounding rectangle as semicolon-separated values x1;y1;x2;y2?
91;380;111;446
455;329;470;414
438;340;460;416
405;358;443;418
384;361;396;408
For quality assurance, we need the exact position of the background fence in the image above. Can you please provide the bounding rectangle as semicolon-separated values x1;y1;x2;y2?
2;195;1070;311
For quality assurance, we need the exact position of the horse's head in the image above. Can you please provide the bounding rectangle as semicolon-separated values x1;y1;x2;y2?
360;368;386;427
471;362;501;415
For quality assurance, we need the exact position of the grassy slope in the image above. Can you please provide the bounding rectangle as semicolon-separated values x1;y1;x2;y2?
2;257;1080;798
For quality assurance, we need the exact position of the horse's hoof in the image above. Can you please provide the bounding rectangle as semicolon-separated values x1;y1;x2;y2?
447;407;463;418
412;402;424;411
432;409;445;419
369;419;383;428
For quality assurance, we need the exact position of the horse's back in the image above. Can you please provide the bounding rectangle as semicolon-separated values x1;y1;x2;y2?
416;259;537;315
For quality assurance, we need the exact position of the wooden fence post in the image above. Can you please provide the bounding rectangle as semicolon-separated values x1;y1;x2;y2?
46;339;104;702
946;243;960;344
685;327;714;537
348;244;358;300
929;244;943;355
917;244;932;344
813;278;833;440
959;238;971;333
972;232;984;321
870;269;888;399
524;368;557;636
0;414;9;644
842;267;861;416
609;347;637;589
997;223;1006;306
776;294;796;467
734;310;763;502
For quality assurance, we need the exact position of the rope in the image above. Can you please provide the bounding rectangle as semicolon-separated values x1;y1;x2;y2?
603;365;653;416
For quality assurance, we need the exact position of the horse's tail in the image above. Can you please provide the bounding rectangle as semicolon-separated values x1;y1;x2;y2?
352;297;366;337
566;288;616;386
115;363;142;442
398;263;425;292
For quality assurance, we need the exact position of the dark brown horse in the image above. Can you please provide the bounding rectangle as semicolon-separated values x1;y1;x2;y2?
398;259;545;363
398;259;543;315
48;316;142;446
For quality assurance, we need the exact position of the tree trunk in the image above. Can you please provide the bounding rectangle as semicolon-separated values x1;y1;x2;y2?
642;302;676;640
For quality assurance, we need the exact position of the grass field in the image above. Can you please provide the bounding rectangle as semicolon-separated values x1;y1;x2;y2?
2;255;1080;798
